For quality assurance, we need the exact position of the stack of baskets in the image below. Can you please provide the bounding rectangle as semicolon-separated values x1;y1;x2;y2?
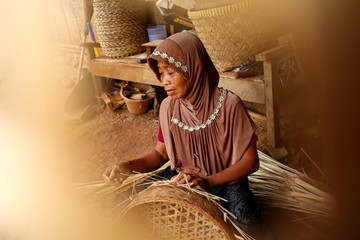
188;0;273;72
93;0;148;58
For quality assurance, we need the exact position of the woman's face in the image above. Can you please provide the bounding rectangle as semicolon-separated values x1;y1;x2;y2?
158;61;189;99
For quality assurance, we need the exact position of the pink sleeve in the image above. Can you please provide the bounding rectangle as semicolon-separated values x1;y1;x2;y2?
157;123;164;143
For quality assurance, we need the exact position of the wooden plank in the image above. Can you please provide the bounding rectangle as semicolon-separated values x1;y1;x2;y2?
141;40;163;47
82;42;101;48
218;76;265;104
90;56;265;104
90;59;162;86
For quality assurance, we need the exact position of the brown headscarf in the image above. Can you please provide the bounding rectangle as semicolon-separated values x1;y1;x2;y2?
148;32;255;178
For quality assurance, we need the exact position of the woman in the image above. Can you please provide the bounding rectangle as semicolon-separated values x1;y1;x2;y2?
103;32;261;231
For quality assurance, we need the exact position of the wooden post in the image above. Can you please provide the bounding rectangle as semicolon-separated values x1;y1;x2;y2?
263;60;280;147
256;44;292;148
83;42;104;104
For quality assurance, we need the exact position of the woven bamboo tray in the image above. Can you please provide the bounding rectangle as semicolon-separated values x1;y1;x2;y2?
120;185;237;240
93;0;148;58
188;0;272;72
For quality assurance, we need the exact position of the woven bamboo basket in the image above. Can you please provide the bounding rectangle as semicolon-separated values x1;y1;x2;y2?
120;185;237;240
188;0;272;72
93;0;148;58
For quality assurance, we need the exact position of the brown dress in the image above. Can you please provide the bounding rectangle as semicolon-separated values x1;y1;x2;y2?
148;32;260;226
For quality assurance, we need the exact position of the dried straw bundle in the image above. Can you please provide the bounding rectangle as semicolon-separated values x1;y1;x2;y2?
249;151;335;219
74;161;171;202
76;151;334;239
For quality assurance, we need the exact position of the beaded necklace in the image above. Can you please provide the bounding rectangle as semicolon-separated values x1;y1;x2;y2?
170;88;225;131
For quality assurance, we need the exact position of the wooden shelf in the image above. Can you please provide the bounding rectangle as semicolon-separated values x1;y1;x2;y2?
90;53;265;104
90;53;161;86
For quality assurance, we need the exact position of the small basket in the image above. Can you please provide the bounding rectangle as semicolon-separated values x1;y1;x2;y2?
188;0;273;72
120;185;236;240
93;0;148;58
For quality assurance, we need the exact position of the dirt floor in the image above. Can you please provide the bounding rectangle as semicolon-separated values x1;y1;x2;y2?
66;107;160;182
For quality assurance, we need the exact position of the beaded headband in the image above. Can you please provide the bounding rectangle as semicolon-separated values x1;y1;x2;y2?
151;50;188;73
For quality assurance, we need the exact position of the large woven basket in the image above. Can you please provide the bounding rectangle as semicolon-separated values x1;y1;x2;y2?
120;185;236;240
93;0;148;58
188;0;272;72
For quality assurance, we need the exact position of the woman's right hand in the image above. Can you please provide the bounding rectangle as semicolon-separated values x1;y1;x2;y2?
102;161;132;185
171;171;210;191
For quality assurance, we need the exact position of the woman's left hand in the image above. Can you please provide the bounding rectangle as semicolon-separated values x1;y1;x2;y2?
171;170;209;190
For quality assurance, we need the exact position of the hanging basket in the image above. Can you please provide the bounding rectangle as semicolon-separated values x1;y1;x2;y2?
93;0;148;58
188;0;273;72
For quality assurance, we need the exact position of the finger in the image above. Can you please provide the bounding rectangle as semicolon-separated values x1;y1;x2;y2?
115;176;124;183
103;167;112;176
176;174;187;184
186;179;197;187
177;174;191;185
109;175;124;185
103;174;111;183
171;173;182;183
173;175;187;184
109;165;119;180
103;167;113;182
191;179;197;187
172;173;183;184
